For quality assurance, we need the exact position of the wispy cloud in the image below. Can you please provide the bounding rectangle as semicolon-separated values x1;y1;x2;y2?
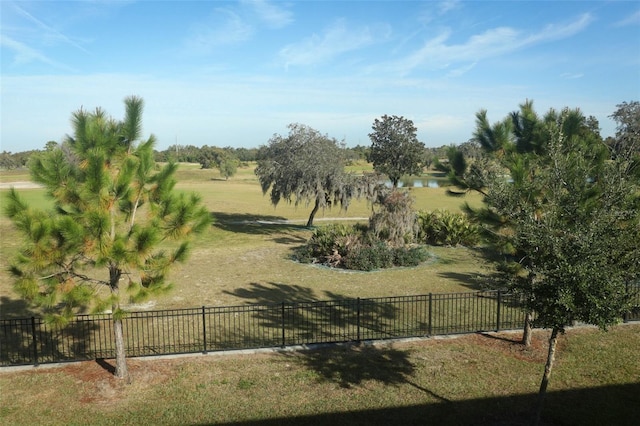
560;72;584;80
418;0;461;24
279;19;385;69
614;10;640;27
438;0;461;15
391;13;593;75
11;3;91;54
242;0;293;29
186;8;253;54
1;34;76;71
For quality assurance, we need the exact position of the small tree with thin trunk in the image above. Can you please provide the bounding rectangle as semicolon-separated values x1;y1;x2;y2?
255;123;357;227
4;96;211;380
484;121;639;425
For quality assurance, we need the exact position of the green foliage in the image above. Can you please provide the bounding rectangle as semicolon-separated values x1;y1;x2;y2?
198;146;239;179
255;123;371;227
344;241;394;271
368;115;425;187
485;123;640;331
296;221;429;271
3;96;211;377
391;246;430;267
417;210;480;247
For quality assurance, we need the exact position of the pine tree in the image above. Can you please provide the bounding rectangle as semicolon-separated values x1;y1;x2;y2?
4;96;211;380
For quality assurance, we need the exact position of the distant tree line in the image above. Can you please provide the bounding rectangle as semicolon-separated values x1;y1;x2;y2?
1;141;457;173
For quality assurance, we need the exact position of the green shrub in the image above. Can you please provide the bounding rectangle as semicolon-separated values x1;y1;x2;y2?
306;223;358;258
344;241;394;271
296;223;430;271
392;246;430;267
417;210;480;247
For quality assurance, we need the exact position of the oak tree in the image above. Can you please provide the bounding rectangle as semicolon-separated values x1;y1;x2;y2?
368;115;425;187
255;123;357;227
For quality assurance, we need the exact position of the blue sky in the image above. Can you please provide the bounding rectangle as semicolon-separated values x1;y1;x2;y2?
1;1;639;152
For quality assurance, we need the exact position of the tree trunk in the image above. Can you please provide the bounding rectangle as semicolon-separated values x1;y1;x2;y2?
113;316;129;381
522;310;533;347
109;265;130;382
533;327;560;426
306;197;321;227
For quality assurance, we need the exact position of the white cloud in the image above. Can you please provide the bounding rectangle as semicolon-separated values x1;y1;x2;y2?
614;10;640;27
391;13;593;76
243;0;293;29
0;34;75;71
560;72;584;80
279;19;379;68
10;3;91;54
438;0;461;15
185;8;253;53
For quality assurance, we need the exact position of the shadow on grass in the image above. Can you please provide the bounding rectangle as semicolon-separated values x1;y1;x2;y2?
224;281;399;348
224;281;318;303
211;212;311;241
0;296;101;366
206;382;640;426
281;343;451;405
0;295;34;319
436;270;493;291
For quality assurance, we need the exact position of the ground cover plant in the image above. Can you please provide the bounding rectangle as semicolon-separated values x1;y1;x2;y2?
0;324;638;425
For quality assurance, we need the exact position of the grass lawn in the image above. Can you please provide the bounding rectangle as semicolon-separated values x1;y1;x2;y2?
1;163;638;425
0;324;638;425
0;163;487;317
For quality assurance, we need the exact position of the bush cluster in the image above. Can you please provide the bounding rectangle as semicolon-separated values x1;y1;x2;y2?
416;210;480;247
294;223;429;271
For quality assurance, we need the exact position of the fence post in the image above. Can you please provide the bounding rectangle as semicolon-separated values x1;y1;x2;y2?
31;317;39;367
201;306;207;354
428;293;433;337
496;291;502;332
281;302;286;347
356;298;361;343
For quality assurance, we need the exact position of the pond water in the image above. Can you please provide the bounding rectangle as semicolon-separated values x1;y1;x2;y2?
383;179;441;188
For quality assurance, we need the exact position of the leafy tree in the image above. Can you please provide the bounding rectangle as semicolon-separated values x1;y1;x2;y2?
255;123;358;227
446;101;615;346
609;101;640;175
368;115;425;187
483;119;639;425
216;150;238;180
0;151;20;169
4;96;211;380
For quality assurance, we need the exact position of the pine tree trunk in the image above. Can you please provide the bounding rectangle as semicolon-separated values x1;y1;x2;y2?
109;265;129;382
522;311;533;347
113;317;129;381
306;197;321;227
533;327;560;426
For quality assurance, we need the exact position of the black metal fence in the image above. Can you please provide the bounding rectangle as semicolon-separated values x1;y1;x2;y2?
2;288;638;367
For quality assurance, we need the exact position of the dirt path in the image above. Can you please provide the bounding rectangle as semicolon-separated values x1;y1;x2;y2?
0;181;42;189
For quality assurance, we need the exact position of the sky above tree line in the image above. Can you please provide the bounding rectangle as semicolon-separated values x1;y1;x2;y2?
1;0;639;153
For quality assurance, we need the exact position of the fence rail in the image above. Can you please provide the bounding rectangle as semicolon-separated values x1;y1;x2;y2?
2;288;639;367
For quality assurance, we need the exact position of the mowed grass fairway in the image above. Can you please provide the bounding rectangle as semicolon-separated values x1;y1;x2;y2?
0;163;488;316
1;163;638;425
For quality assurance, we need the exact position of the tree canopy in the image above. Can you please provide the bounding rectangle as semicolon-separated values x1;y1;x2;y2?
4;96;211;380
453;101;640;424
368;115;425;187
255;123;361;227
